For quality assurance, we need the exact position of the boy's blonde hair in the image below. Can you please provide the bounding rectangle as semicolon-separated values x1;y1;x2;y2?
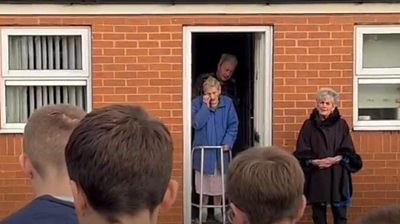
227;146;305;224
23;104;86;177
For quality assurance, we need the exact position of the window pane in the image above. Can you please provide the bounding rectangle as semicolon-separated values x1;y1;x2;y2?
363;34;400;68
5;85;87;123
358;82;400;121
8;35;83;70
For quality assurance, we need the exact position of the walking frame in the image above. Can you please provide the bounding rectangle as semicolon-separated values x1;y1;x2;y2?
191;146;232;224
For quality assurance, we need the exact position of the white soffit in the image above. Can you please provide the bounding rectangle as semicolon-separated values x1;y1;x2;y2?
0;3;400;15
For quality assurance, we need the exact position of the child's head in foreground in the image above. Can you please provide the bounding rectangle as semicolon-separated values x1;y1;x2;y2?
65;104;178;224
21;104;85;191
356;206;400;224
226;146;306;224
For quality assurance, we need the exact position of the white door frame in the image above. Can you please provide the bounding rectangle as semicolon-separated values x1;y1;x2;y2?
182;26;273;224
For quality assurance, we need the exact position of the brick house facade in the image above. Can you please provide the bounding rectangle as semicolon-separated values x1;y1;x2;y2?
1;2;400;223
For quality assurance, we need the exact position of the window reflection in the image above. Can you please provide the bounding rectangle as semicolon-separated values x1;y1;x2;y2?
358;83;400;120
363;34;400;68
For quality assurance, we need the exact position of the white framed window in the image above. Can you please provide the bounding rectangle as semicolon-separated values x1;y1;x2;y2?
354;25;400;130
1;27;92;133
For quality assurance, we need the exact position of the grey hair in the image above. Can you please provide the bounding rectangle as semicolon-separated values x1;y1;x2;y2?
203;76;221;92
218;53;238;67
316;87;340;106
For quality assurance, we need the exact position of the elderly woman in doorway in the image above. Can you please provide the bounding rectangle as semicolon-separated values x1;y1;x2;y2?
294;88;363;224
192;76;239;223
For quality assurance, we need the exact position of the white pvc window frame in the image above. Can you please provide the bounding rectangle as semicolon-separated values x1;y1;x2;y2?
0;26;92;133
354;25;400;130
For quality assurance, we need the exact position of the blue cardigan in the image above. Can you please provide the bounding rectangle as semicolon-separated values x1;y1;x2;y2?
191;95;239;175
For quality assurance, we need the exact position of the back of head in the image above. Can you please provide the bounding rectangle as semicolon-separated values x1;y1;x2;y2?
65;104;174;222
23;104;86;177
226;146;305;224
356;206;400;224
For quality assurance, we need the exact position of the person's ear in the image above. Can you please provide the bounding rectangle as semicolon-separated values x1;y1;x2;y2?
19;153;33;179
230;203;249;224
295;195;307;222
70;180;90;217
159;179;179;211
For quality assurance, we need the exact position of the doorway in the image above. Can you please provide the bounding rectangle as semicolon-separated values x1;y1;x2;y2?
183;26;273;224
192;32;253;156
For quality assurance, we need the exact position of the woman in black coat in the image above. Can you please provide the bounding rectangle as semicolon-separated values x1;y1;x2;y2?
294;88;362;224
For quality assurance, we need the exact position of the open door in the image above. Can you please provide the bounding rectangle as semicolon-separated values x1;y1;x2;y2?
253;32;268;146
183;26;273;224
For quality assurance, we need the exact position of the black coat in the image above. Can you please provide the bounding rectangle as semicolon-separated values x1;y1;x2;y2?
293;108;362;204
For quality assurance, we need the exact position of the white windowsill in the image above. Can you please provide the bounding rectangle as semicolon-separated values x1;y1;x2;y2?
0;128;24;134
353;121;400;131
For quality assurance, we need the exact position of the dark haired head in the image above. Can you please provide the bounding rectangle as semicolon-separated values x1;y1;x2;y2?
65;104;177;223
227;146;306;224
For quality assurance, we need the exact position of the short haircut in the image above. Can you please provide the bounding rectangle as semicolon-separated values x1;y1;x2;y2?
356;206;400;224
65;104;174;223
23;104;86;177
203;76;221;93
226;146;304;224
218;53;238;67
316;87;340;106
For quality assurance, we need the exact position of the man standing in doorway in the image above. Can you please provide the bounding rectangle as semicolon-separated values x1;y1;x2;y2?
192;53;238;103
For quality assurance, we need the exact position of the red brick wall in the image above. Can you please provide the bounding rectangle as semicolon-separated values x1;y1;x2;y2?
1;14;400;223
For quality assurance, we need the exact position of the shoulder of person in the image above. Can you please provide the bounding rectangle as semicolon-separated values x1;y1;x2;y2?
3;196;77;224
220;95;234;104
301;118;314;129
2;200;37;224
192;95;205;105
337;117;351;129
2;199;43;224
339;117;350;123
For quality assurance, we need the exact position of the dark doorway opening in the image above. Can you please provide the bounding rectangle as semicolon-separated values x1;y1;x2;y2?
191;32;255;154
190;32;256;223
